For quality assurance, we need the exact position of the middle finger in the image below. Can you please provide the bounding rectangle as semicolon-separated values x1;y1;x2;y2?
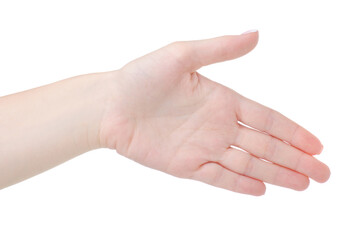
233;125;330;183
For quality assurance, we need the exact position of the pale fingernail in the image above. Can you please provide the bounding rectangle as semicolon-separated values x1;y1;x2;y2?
241;29;258;35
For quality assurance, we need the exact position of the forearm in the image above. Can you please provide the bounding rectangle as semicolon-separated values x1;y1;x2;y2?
0;71;114;189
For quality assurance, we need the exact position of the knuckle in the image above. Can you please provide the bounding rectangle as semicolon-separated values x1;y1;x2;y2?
169;40;187;48
242;154;255;176
294;151;305;171
264;109;275;133
167;41;190;61
263;136;277;160
233;176;243;192
211;167;224;185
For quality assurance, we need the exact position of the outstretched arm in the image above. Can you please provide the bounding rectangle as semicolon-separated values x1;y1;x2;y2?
0;30;330;194
0;71;116;188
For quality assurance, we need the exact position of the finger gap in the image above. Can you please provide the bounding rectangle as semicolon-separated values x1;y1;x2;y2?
237;120;271;136
230;144;248;153
230;145;273;165
237;120;260;131
238;120;309;155
259;158;273;163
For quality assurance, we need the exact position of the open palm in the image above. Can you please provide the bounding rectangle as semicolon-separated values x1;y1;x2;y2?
99;31;330;196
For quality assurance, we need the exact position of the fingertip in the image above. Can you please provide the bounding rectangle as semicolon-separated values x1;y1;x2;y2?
235;176;266;196
312;137;324;155
256;185;266;196
306;138;323;156
277;168;309;191
240;29;259;51
293;127;324;155
249;181;266;196
316;144;324;155
314;164;331;183
294;176;310;191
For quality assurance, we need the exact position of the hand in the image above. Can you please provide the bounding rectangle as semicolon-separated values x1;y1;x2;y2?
99;31;330;196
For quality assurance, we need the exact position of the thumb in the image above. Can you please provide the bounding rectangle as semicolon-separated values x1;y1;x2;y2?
168;30;259;72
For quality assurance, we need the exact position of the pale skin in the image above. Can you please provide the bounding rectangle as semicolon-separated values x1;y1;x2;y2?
0;30;330;196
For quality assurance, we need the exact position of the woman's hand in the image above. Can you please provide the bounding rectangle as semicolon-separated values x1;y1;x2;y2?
99;31;330;196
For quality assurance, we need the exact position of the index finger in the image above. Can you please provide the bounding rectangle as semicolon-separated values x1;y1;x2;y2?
237;96;323;155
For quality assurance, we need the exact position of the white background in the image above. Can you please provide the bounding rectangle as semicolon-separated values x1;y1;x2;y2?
0;0;361;239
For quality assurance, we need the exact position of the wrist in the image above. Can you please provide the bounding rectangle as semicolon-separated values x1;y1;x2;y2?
96;69;137;153
75;70;120;151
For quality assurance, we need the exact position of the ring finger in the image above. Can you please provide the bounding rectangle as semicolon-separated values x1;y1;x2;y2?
220;147;310;190
233;125;330;183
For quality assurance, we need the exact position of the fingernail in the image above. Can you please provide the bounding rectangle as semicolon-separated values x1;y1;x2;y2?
241;29;258;35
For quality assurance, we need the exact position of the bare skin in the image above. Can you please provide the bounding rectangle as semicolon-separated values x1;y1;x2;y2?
0;30;330;195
